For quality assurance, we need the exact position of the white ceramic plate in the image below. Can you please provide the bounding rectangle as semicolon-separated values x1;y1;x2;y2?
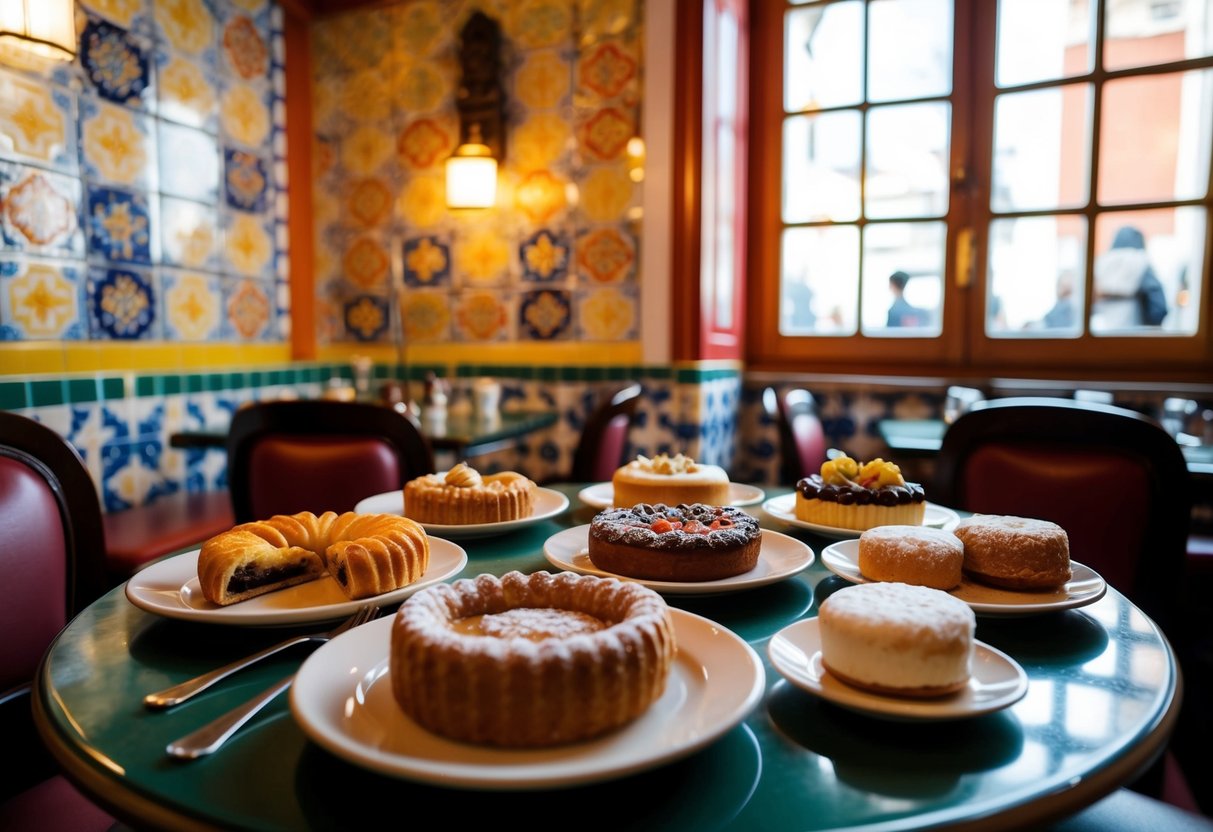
542;525;814;596
290;608;765;789
578;481;766;510
820;538;1108;616
761;493;960;539
354;487;570;540
768;618;1028;721
124;539;468;626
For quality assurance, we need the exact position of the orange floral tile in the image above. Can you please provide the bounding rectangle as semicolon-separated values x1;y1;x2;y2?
578;285;635;340
455;290;510;341
340;125;393;176
223;15;269;80
580;106;633;161
515;51;569;109
576;227;634;284
578;40;638;100
397;118;453;170
343;237;390;290
401;289;451;341
226;278;271;339
346;178;393;227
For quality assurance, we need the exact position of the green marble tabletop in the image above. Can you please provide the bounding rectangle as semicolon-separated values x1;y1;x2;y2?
35;485;1180;832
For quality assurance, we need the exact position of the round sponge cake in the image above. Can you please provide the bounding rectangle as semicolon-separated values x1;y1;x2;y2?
858;525;964;590
818;582;975;697
953;514;1071;590
612;453;730;508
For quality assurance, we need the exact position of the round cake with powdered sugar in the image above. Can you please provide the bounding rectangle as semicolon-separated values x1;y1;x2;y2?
389;570;675;747
953;514;1071;590
858;525;964;590
587;503;762;582
818;581;975;698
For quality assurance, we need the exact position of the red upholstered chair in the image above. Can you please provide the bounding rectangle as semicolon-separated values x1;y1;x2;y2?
932;396;1190;633
226;399;435;523
568;383;642;482
933;396;1202;814
764;387;827;485
0;411;117;830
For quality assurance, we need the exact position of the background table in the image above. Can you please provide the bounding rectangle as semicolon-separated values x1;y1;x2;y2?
35;485;1181;831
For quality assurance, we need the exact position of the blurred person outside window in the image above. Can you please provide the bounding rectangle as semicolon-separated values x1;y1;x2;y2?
886;270;930;327
1092;226;1167;329
783;270;817;332
1041;272;1076;329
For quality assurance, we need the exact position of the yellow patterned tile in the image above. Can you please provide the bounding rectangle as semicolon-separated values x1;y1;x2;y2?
346;178;393;227
401;290;451;341
158;58;216;127
580;165;632;222
155;0;214;56
579;286;634;340
514;170;568;224
220;84;270;148
516;51;569;109
398;175;445;228
81;102;149;186
456;291;509;341
393;62;449;113
341;125;393;176
397;1;445;56
165;272;220;340
0;72;68;164
397;118;454;170
225;214;271;277
576;0;635;41
311;74;339;126
338;70;391;123
81;0;143;27
513;113;571;171
5;261;80;338
342;237;389;290
456;229;511;286
506;0;573;49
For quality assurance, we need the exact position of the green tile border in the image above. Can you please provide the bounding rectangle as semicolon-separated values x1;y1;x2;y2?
0;380;29;410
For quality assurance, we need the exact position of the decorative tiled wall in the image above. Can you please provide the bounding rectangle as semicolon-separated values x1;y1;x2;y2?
0;0;288;345
311;0;645;346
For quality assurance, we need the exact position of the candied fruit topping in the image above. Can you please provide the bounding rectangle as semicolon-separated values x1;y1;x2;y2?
631;453;699;475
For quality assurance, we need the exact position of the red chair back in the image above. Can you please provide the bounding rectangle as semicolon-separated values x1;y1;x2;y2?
227;400;435;523
934;397;1190;633
569;383;642;482
765;387;827;484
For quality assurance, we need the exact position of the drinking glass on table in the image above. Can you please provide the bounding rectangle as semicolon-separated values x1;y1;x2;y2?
944;386;984;424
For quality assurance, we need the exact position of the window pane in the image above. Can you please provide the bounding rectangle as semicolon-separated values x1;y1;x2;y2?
1098;69;1213;205
987;215;1087;336
781;225;860;335
997;0;1092;87
992;85;1091;212
860;221;945;336
1105;0;1213;72
783;112;862;223
865;102;951;219
868;0;953;102
1091;206;1204;335
785;2;864;112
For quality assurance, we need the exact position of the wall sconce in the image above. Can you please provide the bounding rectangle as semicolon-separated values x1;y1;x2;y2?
0;0;77;62
446;11;505;209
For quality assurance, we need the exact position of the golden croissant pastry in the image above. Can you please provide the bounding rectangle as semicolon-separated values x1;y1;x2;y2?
198;511;429;605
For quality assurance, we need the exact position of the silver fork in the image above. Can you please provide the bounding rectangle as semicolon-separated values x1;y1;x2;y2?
145;603;381;709
165;603;383;760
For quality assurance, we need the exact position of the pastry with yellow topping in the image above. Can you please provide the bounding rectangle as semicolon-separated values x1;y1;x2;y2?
794;453;926;530
612;452;730;508
403;462;536;524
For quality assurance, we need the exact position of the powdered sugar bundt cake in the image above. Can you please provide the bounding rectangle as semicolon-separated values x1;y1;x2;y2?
587;502;762;582
389;570;676;747
818;581;975;697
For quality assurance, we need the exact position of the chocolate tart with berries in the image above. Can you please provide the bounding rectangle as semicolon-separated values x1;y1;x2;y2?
587;503;762;582
795;454;926;531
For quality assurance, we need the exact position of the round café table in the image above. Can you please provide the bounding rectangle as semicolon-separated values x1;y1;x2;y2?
34;485;1182;831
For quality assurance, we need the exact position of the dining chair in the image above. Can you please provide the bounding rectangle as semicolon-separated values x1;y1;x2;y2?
567;382;643;482
933;396;1190;632
932;396;1201;813
763;386;827;485
226;399;435;523
0;411;118;830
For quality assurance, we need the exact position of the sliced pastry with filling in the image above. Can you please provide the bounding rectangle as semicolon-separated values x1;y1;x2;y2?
197;510;429;605
403;462;536;524
611;453;730;508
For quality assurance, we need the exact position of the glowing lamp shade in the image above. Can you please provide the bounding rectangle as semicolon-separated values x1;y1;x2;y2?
0;0;77;62
445;139;497;209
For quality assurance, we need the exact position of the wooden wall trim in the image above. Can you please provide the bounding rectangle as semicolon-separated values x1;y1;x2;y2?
284;3;315;360
671;0;704;361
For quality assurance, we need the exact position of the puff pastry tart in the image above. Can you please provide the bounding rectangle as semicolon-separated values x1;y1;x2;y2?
198;511;429;605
